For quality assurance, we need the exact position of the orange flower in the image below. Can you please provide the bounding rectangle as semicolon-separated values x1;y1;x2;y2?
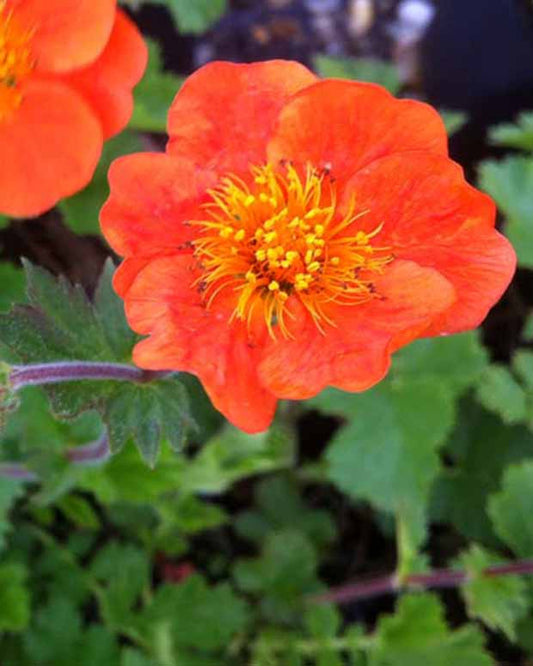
0;0;147;218
101;61;516;433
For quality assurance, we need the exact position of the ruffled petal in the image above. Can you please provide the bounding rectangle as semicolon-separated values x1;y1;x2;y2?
0;79;102;218
341;152;516;334
100;152;216;259
166;60;317;173
267;79;447;185
61;9;148;139
10;0;116;73
124;255;277;433
258;260;456;399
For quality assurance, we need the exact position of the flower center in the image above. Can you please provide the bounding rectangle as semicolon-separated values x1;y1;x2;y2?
192;162;394;338
0;1;35;121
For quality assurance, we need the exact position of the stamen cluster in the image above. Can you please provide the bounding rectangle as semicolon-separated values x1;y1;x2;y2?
192;162;393;338
0;1;34;119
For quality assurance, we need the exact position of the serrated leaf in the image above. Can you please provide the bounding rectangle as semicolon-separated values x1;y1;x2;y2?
142;574;248;651
488;461;533;557
314;54;401;94
57;494;100;529
488;111;533;151
130;39;183;133
370;593;493;666
315;380;454;551
0;563;30;631
431;400;533;545
458;545;528;640
157;0;226;33
59;131;144;234
91;542;150;627
0;261;193;461
475;365;527;424
479;155;533;268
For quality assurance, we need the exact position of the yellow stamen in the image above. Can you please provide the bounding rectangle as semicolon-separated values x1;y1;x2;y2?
192;162;394;339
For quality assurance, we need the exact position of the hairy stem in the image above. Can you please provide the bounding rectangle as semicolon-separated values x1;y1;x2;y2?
10;361;170;389
311;560;533;605
0;430;110;481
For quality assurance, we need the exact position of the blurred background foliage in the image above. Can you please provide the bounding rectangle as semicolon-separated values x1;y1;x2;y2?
2;0;533;664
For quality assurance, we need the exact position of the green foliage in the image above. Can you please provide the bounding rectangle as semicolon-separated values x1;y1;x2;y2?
0;260;193;464
59;131;144;235
0;563;30;631
479;155;533;267
130;39;183;133
0;477;24;552
370;594;493;666
124;0;227;34
488;111;533;151
475;364;527;424
488;461;533;557
0;263;25;313
458;545;529;639
314;54;401;94
439;110;468;136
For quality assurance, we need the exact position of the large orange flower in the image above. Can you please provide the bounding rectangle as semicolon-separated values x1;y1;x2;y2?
0;0;147;218
101;61;516;433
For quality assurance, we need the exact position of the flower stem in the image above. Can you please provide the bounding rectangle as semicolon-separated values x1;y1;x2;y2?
10;361;170;390
310;560;533;605
0;430;110;481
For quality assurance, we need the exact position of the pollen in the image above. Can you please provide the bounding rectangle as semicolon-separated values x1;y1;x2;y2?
0;1;35;121
192;162;394;338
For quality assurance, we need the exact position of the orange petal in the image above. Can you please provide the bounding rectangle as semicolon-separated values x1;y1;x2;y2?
61;9;148;139
100;152;216;258
166;60;317;173
0;79;102;218
267;79;447;184
125;255;277;433
342;152;516;334
10;0;116;72
258;260;455;399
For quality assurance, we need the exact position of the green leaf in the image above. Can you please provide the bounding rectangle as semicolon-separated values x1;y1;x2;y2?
0;260;193;462
0;263;25;313
24;598;82;663
314;55;401;94
59;131;144;235
479;155;533;268
0;477;24;553
458;545;528;640
0;563;30;632
177;422;295;494
157;0;226;34
233;529;319;620
475;365;527;425
488;461;533;557
431;400;533;545
56;494;100;529
370;593;493;666
0;215;9;229
488;111;533;152
316;379;454;551
143;574;248;651
439;110;468;136
130;39;183;133
236;475;335;549
91;542;150;628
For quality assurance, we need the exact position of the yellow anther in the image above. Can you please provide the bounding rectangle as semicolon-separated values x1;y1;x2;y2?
313;249;323;258
289;217;301;229
255;228;264;240
304;208;322;220
244;195;256;207
305;234;316;245
278;291;289;302
305;249;313;264
254;175;267;185
219;226;234;239
268;281;280;291
355;231;369;244
315;224;324;236
269;197;277;207
264;218;276;230
285;250;298;263
259;193;269;203
234;229;245;241
330;256;340;266
255;249;267;261
264;231;277;243
307;261;321;273
267;248;279;261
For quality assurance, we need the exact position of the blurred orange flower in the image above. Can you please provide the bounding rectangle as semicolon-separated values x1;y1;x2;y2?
101;61;516;433
0;0;147;217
